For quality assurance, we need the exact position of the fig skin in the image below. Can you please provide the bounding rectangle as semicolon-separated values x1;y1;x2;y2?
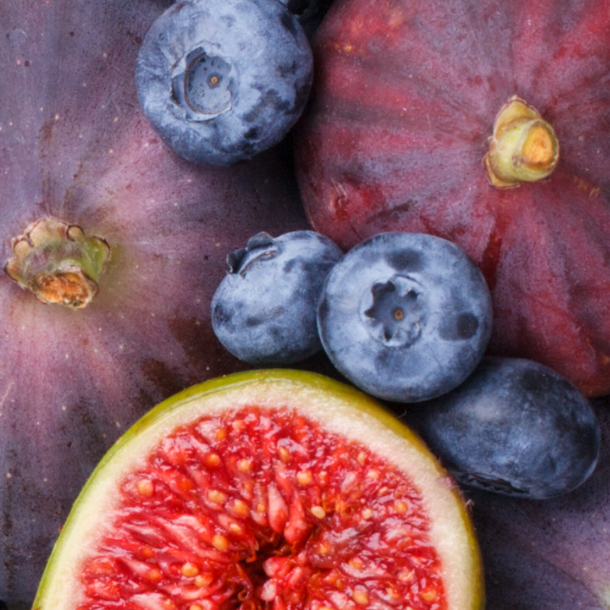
0;0;308;605
294;0;610;397
2;2;608;609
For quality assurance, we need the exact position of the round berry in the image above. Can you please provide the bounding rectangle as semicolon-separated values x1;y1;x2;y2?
407;357;601;499
136;0;313;166
212;231;343;365
318;232;493;402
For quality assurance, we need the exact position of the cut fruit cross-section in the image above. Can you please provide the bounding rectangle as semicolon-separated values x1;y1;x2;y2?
33;370;483;610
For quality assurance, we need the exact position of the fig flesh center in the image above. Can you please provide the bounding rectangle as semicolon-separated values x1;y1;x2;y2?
5;217;110;309
79;406;446;610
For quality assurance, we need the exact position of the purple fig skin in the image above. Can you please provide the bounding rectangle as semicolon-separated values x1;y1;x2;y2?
0;0;308;604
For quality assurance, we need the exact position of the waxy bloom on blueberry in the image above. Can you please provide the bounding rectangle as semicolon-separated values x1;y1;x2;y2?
318;232;493;402
136;0;313;166
212;231;342;365
408;357;601;499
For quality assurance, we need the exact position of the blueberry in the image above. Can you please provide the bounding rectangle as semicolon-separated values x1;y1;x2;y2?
317;232;493;402
136;0;313;166
212;231;343;365
405;357;601;499
279;0;336;37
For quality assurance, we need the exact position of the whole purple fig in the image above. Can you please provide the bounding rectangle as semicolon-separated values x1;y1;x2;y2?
0;0;307;603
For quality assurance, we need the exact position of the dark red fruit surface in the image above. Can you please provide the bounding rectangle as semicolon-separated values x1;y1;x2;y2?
294;0;610;397
0;1;308;604
4;1;610;609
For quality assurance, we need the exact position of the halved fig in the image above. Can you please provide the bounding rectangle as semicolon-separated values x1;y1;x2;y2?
33;370;483;610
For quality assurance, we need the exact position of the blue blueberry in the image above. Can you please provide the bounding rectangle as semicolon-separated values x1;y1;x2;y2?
406;357;601;499
317;232;493;402
212;231;343;365
136;0;313;166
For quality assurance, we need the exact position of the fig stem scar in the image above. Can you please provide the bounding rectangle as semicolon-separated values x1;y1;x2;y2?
5;217;110;309
484;96;559;188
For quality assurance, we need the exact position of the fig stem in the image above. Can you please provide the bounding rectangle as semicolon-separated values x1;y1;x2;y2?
484;96;559;188
5;217;110;309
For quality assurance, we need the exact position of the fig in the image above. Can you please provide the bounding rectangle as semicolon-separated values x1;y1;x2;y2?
294;0;610;397
0;0;308;604
32;369;484;610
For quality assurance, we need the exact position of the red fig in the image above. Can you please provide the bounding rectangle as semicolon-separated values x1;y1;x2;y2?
294;0;610;397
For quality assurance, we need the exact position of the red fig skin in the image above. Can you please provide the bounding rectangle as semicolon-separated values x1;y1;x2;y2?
294;0;610;397
0;0;308;604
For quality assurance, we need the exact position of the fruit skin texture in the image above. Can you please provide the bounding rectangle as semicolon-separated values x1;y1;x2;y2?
212;230;343;365
468;395;610;610
294;0;610;396
32;369;484;610
318;232;492;402
0;1;308;604
405;357;600;499
136;0;313;166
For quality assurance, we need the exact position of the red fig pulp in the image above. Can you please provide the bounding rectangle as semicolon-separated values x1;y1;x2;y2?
32;370;483;610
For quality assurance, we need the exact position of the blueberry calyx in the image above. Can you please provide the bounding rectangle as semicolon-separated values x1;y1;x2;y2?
226;232;280;275
362;275;426;348
171;47;235;121
317;232;493;402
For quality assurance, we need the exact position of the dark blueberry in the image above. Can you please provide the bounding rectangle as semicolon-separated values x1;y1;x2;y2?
405;357;601;499
211;231;343;365
279;0;336;37
317;232;493;402
136;0;313;166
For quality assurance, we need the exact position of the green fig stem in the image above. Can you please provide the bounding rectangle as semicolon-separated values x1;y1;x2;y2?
5;217;110;309
484;96;559;188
